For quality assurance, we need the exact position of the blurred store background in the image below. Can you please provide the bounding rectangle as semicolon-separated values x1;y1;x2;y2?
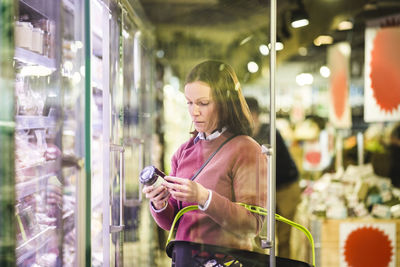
1;0;400;266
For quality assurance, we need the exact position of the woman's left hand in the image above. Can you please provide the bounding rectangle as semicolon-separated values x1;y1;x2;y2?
163;176;209;206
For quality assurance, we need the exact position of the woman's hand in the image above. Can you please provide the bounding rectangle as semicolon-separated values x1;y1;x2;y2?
163;176;209;206
142;184;170;210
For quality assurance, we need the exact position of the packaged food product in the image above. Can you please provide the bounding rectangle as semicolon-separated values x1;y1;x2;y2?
31;27;44;54
15;21;33;50
139;165;166;188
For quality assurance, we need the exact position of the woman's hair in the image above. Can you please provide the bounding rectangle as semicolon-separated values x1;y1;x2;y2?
185;60;253;136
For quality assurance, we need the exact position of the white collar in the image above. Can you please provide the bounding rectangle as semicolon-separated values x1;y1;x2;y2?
194;127;227;144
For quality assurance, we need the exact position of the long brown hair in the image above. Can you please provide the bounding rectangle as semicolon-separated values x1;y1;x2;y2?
185;60;254;136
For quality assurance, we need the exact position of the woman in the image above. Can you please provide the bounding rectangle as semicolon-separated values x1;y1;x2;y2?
143;60;267;252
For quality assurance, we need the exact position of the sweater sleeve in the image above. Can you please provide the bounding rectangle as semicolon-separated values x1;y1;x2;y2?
150;197;178;231
203;138;268;237
149;141;186;230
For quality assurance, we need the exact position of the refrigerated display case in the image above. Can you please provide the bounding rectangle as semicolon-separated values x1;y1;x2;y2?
12;0;86;266
0;1;17;266
89;1;106;265
120;3;158;265
13;1;63;266
121;8;143;247
107;2;125;266
60;0;86;266
133;32;158;266
2;0;156;266
89;1;128;266
88;1;156;266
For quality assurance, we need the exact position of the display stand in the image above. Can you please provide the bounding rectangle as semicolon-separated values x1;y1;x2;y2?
314;218;400;266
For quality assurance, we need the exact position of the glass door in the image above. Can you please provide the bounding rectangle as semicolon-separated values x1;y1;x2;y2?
121;1;142;231
108;3;125;266
60;0;85;266
120;8;144;266
89;0;106;265
120;5;158;264
13;1;64;266
89;1;125;266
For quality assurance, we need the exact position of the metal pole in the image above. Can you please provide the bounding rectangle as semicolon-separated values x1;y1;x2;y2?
357;132;364;165
268;0;277;266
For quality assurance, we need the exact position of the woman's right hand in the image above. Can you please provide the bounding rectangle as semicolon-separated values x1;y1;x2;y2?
142;184;170;210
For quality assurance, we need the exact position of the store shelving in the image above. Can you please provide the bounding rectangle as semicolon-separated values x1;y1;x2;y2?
16;174;55;200
16;158;60;177
63;209;75;234
19;0;48;20
8;0;87;266
14;47;56;70
16;226;57;265
15;115;57;130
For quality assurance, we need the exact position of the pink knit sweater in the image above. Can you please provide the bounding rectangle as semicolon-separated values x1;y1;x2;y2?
150;132;268;251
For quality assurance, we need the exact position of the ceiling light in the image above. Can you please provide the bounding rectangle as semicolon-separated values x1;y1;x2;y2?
268;41;284;51
296;73;313;86
298;47;308;56
290;0;309;28
247;61;259;73
291;18;309;28
240;35;253;46
338;20;353;31
276;42;284;51
313;35;333;46
320;66;330;78
259;44;269;55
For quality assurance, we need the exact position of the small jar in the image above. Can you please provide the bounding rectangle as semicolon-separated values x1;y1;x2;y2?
31;27;44;54
139;165;165;188
15;21;33;50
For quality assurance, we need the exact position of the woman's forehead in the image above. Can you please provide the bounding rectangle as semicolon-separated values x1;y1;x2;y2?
184;81;213;99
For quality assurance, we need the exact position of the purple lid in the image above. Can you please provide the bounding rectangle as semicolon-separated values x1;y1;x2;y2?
139;166;157;185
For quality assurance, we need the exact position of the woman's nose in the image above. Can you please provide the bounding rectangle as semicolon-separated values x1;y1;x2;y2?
192;104;200;115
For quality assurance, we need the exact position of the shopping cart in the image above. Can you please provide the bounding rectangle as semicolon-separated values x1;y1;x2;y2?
167;240;312;267
165;205;315;267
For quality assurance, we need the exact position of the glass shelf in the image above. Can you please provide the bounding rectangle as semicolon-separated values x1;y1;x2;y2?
16;115;57;130
63;210;75;234
14;47;56;69
16;159;60;178
16;174;53;200
16;226;56;265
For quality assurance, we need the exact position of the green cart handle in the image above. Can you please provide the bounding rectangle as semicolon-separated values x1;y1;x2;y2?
166;203;316;267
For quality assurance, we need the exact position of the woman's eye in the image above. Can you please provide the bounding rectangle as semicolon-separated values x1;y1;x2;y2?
186;101;192;105
199;102;209;106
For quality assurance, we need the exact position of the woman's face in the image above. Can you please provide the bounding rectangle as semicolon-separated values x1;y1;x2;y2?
184;81;218;136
